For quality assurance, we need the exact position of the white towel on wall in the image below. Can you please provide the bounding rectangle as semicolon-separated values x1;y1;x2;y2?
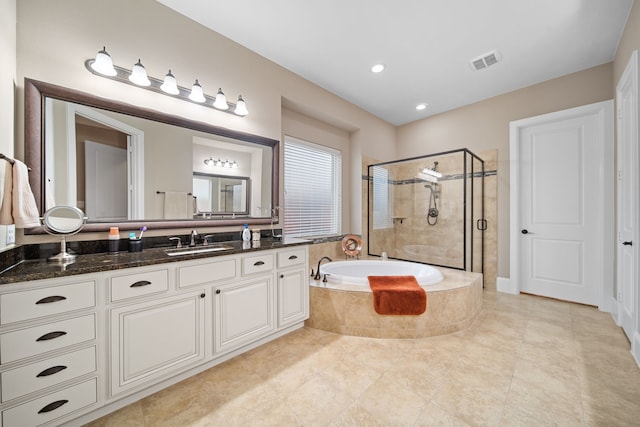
12;160;40;228
0;160;40;228
163;192;189;219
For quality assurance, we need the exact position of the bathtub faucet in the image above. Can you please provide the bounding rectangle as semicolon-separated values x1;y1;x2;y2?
314;256;333;280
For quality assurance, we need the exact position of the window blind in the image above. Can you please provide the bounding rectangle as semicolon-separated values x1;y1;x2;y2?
284;137;341;237
372;166;393;229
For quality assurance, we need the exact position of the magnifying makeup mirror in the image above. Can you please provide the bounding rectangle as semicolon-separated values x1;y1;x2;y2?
42;206;87;263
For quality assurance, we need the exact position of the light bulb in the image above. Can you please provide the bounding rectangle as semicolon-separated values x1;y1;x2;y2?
160;70;180;95
234;95;249;116
189;79;206;103
213;88;229;110
128;59;150;86
90;46;117;76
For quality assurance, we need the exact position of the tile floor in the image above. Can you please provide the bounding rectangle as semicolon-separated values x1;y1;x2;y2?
87;291;640;426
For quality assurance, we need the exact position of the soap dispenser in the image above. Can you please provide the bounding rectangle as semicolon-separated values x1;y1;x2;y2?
241;224;251;242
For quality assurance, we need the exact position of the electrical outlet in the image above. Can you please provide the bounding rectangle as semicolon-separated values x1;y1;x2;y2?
6;225;15;245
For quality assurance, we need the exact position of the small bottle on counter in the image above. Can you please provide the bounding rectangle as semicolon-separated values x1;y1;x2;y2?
108;227;120;254
242;224;251;242
252;228;261;241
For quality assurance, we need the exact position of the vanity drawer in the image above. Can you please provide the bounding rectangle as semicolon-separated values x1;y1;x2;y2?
110;269;169;302
178;257;237;288
0;314;96;364
2;378;97;427
242;253;274;276
277;248;307;269
0;281;95;325
1;346;96;402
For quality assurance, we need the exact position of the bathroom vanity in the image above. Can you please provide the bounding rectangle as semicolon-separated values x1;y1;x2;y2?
0;240;309;426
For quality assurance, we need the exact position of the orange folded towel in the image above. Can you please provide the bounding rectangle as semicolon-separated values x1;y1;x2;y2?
368;275;427;315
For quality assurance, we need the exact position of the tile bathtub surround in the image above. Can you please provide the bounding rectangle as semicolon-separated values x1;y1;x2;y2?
87;290;640;426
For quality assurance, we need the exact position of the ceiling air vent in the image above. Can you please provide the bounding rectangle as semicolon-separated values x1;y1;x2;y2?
470;50;501;71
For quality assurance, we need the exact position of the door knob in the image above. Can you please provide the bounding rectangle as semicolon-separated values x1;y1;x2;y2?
623;241;633;246
521;229;529;234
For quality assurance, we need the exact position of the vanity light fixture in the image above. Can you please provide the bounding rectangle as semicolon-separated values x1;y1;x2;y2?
213;88;228;110
90;47;117;76
204;157;238;168
85;47;249;116
160;70;180;95
128;59;150;86
189;79;206;103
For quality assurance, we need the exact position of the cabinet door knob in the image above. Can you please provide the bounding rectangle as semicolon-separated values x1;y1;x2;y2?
200;293;205;298
280;274;284;279
37;365;67;377
36;331;67;342
38;399;68;414
35;295;67;305
215;289;221;294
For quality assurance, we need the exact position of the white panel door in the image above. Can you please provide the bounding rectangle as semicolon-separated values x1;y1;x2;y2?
517;106;609;305
85;140;128;222
616;51;638;341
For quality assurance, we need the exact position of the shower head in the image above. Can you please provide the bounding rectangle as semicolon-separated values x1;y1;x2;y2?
416;171;439;183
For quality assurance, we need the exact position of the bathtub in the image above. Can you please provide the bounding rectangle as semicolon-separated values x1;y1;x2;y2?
308;261;483;338
319;260;444;286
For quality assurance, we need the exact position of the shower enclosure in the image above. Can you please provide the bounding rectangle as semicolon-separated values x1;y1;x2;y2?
368;148;485;274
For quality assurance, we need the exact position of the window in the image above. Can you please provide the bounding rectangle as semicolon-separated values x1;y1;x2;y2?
371;165;394;229
284;136;342;237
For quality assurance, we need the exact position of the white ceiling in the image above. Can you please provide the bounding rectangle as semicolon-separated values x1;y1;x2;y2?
157;0;633;126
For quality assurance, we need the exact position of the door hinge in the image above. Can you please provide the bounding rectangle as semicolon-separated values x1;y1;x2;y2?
618;170;623;181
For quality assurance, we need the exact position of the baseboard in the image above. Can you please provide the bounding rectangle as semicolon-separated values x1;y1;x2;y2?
497;276;518;294
632;332;640;368
609;296;620;324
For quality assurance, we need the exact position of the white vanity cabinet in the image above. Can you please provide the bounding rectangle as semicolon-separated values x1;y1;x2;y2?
276;247;309;328
106;265;206;397
0;276;99;427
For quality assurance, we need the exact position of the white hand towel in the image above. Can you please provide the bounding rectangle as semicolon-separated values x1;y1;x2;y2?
163;191;189;219
11;160;40;228
0;162;13;225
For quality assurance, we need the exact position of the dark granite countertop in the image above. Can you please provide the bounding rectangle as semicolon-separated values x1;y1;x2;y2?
0;237;310;285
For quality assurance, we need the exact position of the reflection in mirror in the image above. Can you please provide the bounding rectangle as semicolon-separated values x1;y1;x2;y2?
25;78;280;232
193;173;249;217
42;206;86;263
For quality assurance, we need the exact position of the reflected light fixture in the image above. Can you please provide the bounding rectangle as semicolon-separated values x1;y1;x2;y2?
128;59;150;86
416;103;428;111
90;47;117;76
204;157;238;168
160;70;180;95
213;88;228;110
85;46;248;117
189;79;206;103
371;64;385;73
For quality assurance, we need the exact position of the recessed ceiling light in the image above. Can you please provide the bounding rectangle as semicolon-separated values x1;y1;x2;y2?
371;64;385;73
416;103;428;110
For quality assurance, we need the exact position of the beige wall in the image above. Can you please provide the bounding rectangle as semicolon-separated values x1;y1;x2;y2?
0;0;16;249
614;0;640;85
396;63;614;278
15;0;396;244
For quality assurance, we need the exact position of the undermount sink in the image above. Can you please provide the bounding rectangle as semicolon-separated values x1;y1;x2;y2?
165;245;233;256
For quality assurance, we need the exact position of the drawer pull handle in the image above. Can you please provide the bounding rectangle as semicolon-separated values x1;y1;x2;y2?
36;331;67;342
130;280;152;288
37;365;68;377
288;255;298;260
38;399;68;414
36;295;67;305
253;261;265;266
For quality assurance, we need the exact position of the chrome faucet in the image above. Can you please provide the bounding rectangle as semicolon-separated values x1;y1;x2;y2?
189;229;198;247
314;256;333;280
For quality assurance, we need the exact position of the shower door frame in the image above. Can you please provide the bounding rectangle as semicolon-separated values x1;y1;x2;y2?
367;148;485;274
